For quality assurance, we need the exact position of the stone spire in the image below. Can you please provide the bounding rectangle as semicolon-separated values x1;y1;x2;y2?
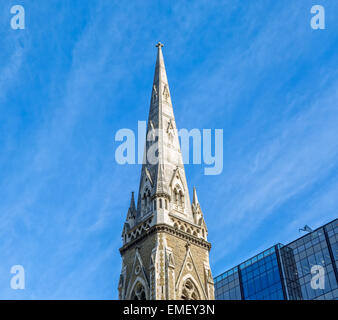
192;187;199;206
119;44;214;301
126;192;136;221
135;42;193;225
122;192;136;243
191;186;207;232
129;192;136;213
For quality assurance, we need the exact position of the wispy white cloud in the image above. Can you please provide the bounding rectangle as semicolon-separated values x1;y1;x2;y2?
0;0;337;299
209;79;338;270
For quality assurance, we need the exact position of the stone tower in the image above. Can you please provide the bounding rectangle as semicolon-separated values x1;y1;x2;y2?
118;43;214;300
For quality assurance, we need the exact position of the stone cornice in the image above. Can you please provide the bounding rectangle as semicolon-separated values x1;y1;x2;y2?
151;192;171;201
119;223;211;255
168;212;200;229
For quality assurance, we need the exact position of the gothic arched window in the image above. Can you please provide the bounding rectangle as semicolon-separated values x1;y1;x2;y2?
179;190;184;208
144;194;147;208
181;278;200;300
131;282;146;300
173;185;184;210
147;190;151;209
174;189;178;204
142;189;151;214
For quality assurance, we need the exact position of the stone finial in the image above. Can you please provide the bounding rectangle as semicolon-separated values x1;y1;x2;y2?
130;191;136;210
156;42;164;48
192;187;199;206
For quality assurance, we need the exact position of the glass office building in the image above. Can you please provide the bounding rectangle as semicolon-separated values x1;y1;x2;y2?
214;218;338;300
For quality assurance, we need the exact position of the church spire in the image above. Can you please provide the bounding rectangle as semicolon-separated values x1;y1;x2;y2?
119;44;214;301
135;42;194;224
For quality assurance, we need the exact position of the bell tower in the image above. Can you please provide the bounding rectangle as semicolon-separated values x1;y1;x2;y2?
118;43;214;300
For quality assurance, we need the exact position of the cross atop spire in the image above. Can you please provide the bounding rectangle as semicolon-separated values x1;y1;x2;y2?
153;42;168;86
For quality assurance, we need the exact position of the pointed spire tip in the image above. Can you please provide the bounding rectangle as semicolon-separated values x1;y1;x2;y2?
193;186;199;205
130;191;136;209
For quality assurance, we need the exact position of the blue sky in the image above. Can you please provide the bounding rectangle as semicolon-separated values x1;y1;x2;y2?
0;0;337;299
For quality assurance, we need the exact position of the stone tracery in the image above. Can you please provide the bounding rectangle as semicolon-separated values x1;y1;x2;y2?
181;278;200;300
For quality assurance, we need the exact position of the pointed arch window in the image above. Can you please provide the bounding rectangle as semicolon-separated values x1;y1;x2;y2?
173;185;184;211
179;190;184;208
142;188;151;214
131;282;146;300
174;189;178;204
163;84;170;101
147;190;151;209
144;194;147;208
181;278;200;300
